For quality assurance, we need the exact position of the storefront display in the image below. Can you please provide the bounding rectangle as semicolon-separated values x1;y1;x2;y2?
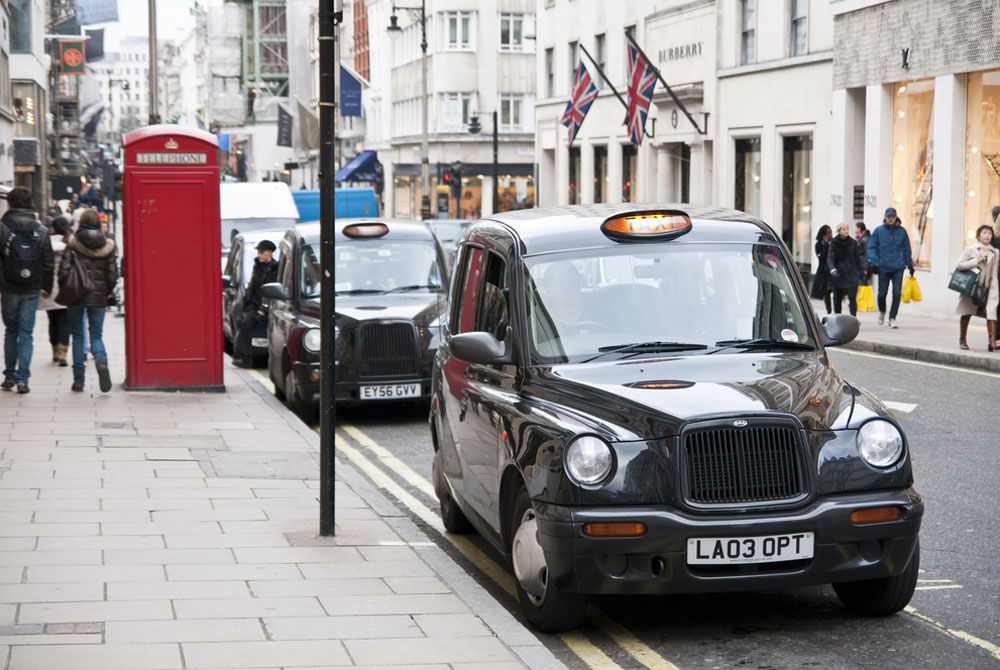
891;78;934;268
964;70;1000;242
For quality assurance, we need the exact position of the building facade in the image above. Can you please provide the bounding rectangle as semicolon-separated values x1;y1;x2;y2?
91;36;150;145
0;0;15;190
10;0;48;208
829;0;1000;317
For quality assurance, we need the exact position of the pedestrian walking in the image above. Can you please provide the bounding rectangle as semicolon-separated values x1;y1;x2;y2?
232;239;279;368
854;222;871;283
867;207;914;329
810;225;833;314
954;225;999;351
39;217;71;367
0;188;55;394
60;209;118;392
828;223;863;316
992;206;1000;323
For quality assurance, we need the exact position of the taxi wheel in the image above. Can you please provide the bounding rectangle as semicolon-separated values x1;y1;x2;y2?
433;450;473;534
833;538;920;616
285;371;318;423
270;364;286;400
509;487;589;633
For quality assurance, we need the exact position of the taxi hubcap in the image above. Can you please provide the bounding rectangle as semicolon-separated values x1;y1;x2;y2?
512;508;547;604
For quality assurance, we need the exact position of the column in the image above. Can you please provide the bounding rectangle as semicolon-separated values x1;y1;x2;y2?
688;141;712;206
607;142;623;204
580;142;595;204
383;161;395;216
482;176;495;217
555;130;570;206
655;145;673;202
830;88;867;228
929;74;967;316
863;83;893;232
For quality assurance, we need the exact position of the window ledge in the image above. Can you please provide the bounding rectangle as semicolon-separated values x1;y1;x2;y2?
719;51;832;79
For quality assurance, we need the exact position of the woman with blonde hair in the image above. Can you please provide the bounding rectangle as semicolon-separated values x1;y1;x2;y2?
955;224;999;351
827;222;863;316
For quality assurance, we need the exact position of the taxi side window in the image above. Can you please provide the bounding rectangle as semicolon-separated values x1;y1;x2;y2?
477;253;509;342
277;244;293;296
225;241;239;281
454;247;485;335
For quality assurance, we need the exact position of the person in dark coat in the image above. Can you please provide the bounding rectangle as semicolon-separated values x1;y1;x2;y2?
854;222;871;283
59;208;118;392
867;207;914;329
232;239;279;368
828;223;863;316
810;225;833;314
992;206;1000;323
0;187;55;394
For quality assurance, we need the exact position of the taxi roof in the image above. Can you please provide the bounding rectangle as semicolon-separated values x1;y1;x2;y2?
481;204;778;255
297;219;437;244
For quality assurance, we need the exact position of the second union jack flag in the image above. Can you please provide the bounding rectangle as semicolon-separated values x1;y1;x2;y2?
561;62;598;146
624;41;657;145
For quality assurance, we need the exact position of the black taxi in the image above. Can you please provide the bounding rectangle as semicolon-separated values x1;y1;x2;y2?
430;204;923;632
262;219;448;416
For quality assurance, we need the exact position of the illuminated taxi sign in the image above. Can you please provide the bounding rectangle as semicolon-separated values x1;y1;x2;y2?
343;222;389;238
601;211;692;241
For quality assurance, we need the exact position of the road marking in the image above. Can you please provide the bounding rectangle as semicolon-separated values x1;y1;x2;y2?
560;632;625;670
341;423;437;499
918;579;955;583
832;348;1000;379
906;606;1000;662
590;608;681;670
247;368;275;392
914;584;963;591
883;401;918;413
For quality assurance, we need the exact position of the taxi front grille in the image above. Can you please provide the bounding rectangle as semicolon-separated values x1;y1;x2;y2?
358;322;419;378
683;425;805;506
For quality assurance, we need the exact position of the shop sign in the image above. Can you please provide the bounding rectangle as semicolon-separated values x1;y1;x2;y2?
646;8;713;87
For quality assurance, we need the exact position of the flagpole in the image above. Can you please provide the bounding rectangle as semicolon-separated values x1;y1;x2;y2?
579;44;653;139
624;33;706;136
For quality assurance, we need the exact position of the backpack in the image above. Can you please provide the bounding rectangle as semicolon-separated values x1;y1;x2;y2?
2;225;44;286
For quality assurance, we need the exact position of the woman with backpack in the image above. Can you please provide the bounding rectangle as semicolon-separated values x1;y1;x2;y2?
59;209;118;392
38;217;71;367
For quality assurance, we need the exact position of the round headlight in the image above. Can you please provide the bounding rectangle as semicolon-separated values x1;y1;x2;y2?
564;436;613;485
302;328;321;353
857;420;904;468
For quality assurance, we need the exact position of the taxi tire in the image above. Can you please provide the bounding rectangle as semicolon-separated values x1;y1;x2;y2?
285;370;318;423
270;365;286;400
833;538;920;616
433;450;473;534
509;487;589;633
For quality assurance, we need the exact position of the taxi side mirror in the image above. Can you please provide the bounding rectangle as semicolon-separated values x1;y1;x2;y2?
449;330;510;365
820;314;860;347
261;282;289;301
221;275;233;289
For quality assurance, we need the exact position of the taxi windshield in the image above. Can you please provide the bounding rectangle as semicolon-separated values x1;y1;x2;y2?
308;240;443;298
525;242;815;363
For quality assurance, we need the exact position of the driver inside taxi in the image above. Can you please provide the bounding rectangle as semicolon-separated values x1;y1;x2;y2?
542;262;586;333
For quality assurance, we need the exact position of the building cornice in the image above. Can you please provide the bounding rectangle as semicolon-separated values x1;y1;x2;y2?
718;51;833;79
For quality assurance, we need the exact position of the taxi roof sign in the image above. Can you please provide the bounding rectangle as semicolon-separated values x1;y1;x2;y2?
601;210;692;241
343;222;389;238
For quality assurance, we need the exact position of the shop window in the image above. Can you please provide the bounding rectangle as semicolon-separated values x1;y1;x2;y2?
569;146;581;204
782;135;813;272
964;71;1000;245
891;78;935;268
594;145;607;203
735;137;761;216
497;176;535;213
681;144;691;203
623;145;637;202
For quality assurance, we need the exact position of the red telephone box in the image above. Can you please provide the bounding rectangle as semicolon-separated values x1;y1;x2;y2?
122;125;223;391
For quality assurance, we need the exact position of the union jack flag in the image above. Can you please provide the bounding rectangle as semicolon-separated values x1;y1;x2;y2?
560;62;598;146
624;41;657;145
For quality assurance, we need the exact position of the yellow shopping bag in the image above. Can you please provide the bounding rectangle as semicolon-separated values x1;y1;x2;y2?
901;277;913;303
856;285;875;312
907;275;922;302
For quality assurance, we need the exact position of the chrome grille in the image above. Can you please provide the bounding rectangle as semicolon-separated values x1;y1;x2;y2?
683;424;804;506
358;322;419;377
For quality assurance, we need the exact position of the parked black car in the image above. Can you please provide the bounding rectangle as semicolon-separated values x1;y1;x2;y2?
262;220;449;416
430;204;923;632
222;229;286;362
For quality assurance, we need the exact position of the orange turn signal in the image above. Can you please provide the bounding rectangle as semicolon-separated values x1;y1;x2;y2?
601;211;692;240
343;222;389;238
850;506;904;525
582;522;647;538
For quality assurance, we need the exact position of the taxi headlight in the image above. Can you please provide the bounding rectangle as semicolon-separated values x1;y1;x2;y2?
857;420;904;468
564;436;613;485
302;328;321;353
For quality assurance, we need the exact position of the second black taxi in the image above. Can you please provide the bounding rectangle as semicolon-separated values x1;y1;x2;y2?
430;204;923;632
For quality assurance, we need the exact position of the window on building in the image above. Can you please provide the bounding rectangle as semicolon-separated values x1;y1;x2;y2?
594;145;607;202
0;53;11;116
782;135;813;271
735;137;762;216
789;0;808;57
623;145;637;202
741;0;756;65
569;147;581;204
439;92;474;132
594;33;606;89
499;13;524;51
443;11;474;50
965;70;1000;246
10;0;31;54
500;96;523;131
545;48;554;97
568;41;578;94
892;78;935;268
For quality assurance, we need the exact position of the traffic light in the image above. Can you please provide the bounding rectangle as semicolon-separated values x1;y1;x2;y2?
449;161;462;200
441;167;455;191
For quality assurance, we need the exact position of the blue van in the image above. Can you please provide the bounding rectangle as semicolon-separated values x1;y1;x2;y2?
291;188;379;221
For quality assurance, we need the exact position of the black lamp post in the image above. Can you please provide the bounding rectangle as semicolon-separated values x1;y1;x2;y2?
467;111;499;215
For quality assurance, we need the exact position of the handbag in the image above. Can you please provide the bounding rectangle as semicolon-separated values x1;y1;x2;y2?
55;250;95;307
948;268;981;298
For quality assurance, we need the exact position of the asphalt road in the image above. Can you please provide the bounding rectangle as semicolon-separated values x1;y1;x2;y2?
326;349;1000;670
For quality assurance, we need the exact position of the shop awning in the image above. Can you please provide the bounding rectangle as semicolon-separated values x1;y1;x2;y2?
336;150;380;183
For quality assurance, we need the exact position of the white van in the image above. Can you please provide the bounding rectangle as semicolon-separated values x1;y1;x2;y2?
220;182;299;270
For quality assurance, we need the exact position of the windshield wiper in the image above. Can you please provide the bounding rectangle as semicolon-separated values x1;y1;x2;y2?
582;341;709;363
384;284;442;293
335;288;385;295
713;338;815;351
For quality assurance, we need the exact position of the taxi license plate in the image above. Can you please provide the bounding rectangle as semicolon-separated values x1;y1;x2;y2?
360;383;421;400
687;532;814;565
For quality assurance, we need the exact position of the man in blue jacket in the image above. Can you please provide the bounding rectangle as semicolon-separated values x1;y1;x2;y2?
867;207;914;329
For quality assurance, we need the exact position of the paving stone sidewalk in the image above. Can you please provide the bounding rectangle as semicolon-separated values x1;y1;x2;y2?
0;316;564;670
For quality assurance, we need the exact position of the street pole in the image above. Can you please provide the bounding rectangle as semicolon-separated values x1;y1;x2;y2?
419;0;430;219
147;0;161;124
492;110;499;214
318;0;338;537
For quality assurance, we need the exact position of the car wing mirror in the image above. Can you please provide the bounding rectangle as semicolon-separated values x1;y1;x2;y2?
221;275;233;289
449;329;511;365
820;314;860;347
261;282;290;301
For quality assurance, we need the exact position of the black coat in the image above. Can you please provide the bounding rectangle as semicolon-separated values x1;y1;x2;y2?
810;239;831;298
0;208;55;294
244;257;279;311
827;235;863;290
59;228;118;308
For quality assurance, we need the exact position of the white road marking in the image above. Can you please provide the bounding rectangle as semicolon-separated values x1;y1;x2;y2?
884;401;918;413
915;584;964;591
832;348;1000;379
